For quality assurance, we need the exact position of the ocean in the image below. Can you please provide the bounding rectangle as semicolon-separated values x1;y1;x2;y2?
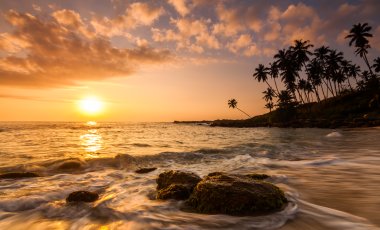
0;121;379;230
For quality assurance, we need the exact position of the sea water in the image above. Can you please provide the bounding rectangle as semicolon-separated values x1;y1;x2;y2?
0;121;379;230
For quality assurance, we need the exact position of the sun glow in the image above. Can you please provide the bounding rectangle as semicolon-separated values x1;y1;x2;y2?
81;99;102;114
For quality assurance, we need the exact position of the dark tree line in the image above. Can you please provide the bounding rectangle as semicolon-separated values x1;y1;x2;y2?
253;23;380;113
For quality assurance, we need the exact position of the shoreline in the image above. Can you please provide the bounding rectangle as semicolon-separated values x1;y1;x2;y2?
175;118;380;129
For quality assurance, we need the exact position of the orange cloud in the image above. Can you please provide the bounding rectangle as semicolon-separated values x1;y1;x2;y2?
168;0;190;17
0;10;174;88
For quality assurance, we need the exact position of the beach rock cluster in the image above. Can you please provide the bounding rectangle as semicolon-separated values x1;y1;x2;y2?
211;118;380;129
0;172;41;179
155;170;287;214
156;170;201;200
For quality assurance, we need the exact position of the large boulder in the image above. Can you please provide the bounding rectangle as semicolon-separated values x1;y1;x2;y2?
0;172;41;179
66;191;99;202
156;170;202;200
188;172;287;213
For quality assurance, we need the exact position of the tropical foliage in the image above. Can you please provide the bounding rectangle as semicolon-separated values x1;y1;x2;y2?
250;22;380;122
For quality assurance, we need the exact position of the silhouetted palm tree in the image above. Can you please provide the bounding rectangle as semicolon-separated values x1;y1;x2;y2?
314;46;334;98
253;64;277;95
345;23;373;73
349;64;361;84
262;87;275;102
269;63;281;95
264;102;274;112
290;39;314;70
326;50;344;96
372;57;380;73
341;60;354;91
228;99;251;118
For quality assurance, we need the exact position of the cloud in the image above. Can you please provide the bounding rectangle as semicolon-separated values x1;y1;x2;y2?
168;0;190;17
226;34;252;53
188;44;204;54
0;93;71;103
0;10;174;88
52;9;95;38
212;3;245;37
243;45;262;57
32;4;41;12
90;2;164;36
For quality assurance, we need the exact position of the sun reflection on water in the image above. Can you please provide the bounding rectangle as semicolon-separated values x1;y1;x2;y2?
80;121;103;157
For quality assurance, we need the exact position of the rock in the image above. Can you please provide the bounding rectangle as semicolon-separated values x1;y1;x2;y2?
156;170;202;200
57;160;82;170
156;184;191;200
0;172;41;179
188;172;287;213
66;190;99;202
245;173;269;180
135;167;157;174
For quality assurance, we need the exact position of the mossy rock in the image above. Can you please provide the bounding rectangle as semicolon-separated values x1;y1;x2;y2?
0;172;41;179
135;167;157;174
188;172;287;213
245;173;269;181
156;184;191;200
156;170;201;200
66;190;99;202
57;160;83;170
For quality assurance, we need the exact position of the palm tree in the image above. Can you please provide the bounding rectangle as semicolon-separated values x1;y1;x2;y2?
326;50;344;96
290;39;314;70
264;102;274;112
345;23;373;73
253;64;277;95
341;60;354;91
314;46;334;98
262;87;275;102
269;63;280;95
228;99;251;118
372;57;380;73
349;64;361;84
277;90;295;107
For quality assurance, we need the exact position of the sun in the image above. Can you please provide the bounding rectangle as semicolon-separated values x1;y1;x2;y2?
81;99;102;114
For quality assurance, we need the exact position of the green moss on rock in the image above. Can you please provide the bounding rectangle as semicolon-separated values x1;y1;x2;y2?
245;173;269;180
0;172;41;179
155;170;201;200
187;172;287;213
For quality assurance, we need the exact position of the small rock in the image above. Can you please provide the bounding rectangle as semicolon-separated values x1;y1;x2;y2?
188;172;287;213
135;167;157;174
66;191;99;202
0;172;41;179
156;170;201;200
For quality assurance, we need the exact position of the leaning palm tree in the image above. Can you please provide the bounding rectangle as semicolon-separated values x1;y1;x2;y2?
253;64;277;96
372;57;380;73
349;64;361;84
228;99;251;118
345;23;373;73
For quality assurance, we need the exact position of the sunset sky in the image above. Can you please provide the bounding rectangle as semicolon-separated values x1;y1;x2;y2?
1;0;380;122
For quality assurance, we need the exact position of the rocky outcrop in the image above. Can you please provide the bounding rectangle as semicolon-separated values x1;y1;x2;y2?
187;172;287;213
156;170;202;200
135;167;157;174
66;191;99;202
0;172;41;179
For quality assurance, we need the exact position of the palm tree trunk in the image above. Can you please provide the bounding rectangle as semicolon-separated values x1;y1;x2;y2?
273;78;280;96
237;107;251;118
313;85;322;105
265;80;278;97
363;53;374;75
347;78;354;91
